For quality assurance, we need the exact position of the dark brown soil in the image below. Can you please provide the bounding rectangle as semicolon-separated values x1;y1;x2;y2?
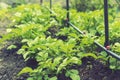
79;57;120;80
0;47;28;80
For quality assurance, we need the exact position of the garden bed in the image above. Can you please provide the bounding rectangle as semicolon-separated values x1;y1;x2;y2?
0;3;120;80
0;49;120;80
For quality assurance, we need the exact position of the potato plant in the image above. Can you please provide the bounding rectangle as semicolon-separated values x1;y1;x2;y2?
0;3;120;80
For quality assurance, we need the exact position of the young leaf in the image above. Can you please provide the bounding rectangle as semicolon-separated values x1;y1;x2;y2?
49;76;57;80
18;67;33;76
66;69;80;80
57;58;68;73
27;77;34;80
7;45;17;50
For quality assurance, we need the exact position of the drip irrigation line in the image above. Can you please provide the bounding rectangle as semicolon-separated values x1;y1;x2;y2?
68;21;120;60
42;4;57;16
44;6;55;14
44;0;120;61
43;6;59;22
67;0;120;60
94;41;120;60
68;22;84;34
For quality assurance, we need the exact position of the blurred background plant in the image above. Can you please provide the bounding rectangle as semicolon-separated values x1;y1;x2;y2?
0;0;119;11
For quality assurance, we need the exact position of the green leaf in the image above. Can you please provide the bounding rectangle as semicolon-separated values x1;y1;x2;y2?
69;57;82;65
57;58;68;73
37;52;48;61
23;51;30;59
70;74;80;80
6;29;12;33
18;67;33;76
17;49;25;54
51;57;62;70
57;57;81;74
82;53;97;59
49;76;57;80
70;69;79;74
69;33;78;38
66;69;80;80
110;65;116;69
53;57;62;65
27;77;34;80
21;39;29;43
66;69;79;77
7;45;17;50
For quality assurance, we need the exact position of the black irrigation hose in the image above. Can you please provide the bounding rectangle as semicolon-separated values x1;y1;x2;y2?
43;6;59;23
94;41;120;60
68;21;120;60
68;22;84;34
44;0;120;61
45;6;55;14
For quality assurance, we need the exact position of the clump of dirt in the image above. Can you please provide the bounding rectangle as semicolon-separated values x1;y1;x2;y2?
0;47;28;80
79;57;120;80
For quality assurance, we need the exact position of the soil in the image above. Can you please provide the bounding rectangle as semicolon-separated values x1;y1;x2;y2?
79;57;120;80
0;48;27;80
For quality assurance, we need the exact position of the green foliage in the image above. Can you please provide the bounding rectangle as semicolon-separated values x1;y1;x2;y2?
109;57;120;69
7;44;17;50
18;67;33;76
0;2;120;80
70;0;116;12
65;69;80;80
113;42;120;53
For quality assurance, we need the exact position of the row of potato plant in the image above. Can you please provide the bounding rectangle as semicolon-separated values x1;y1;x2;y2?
52;4;120;69
0;3;120;80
